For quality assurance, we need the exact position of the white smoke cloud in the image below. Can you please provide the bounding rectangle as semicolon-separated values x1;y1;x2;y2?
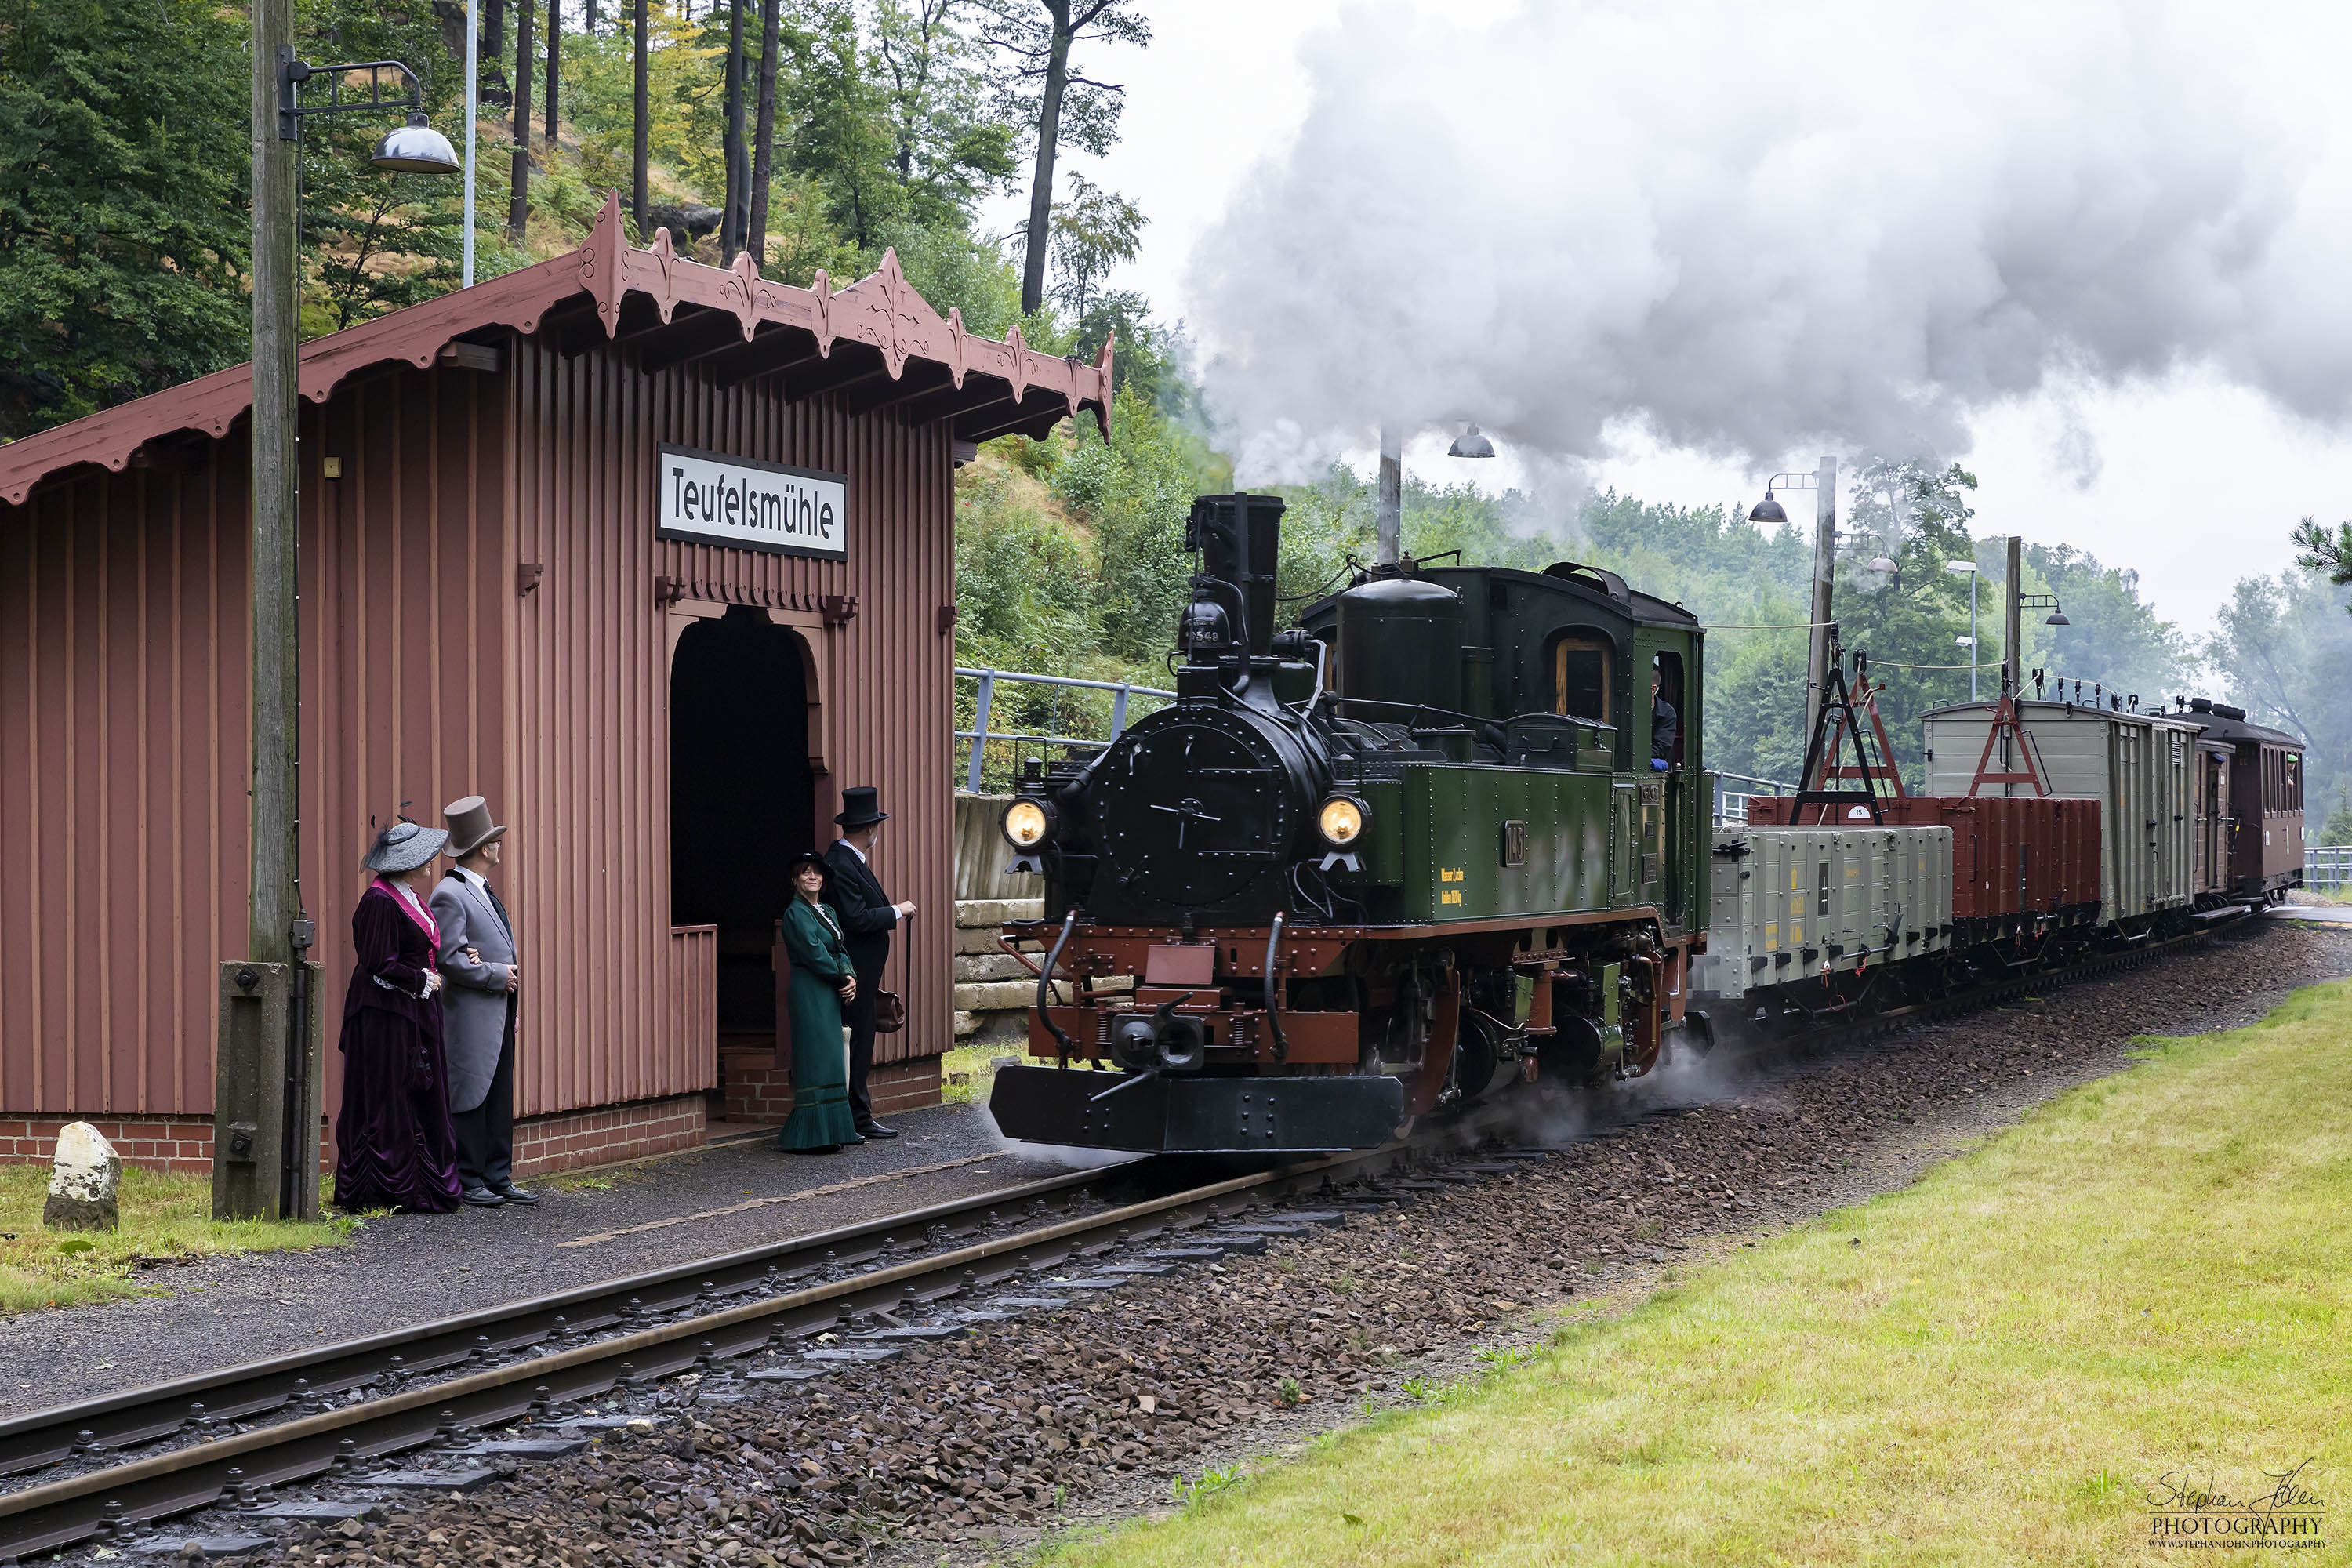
1186;0;2352;484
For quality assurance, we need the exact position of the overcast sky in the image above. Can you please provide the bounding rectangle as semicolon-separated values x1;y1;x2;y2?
980;0;2352;638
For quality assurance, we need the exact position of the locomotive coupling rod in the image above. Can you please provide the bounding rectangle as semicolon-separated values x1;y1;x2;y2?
1039;911;1079;1065
1265;913;1289;1063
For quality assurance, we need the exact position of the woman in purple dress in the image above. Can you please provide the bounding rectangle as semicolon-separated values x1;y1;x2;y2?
332;821;463;1213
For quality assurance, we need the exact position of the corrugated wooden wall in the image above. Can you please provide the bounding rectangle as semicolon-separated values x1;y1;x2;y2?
509;336;954;1116
303;366;511;1127
0;452;250;1114
0;330;957;1124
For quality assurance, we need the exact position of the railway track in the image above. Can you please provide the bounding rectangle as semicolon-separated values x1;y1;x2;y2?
0;908;2283;1560
0;1138;1486;1559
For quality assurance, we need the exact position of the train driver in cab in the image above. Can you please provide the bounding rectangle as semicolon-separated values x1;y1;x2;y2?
1652;660;1679;770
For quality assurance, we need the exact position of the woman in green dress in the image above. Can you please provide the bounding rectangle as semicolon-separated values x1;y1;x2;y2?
778;851;862;1153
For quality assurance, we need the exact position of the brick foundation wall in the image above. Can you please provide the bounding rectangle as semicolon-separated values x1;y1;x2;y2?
0;1116;223;1174
510;1094;707;1178
869;1056;942;1117
716;1052;942;1125
3;1066;930;1181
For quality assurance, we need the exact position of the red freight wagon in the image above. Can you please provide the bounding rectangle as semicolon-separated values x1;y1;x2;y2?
1746;793;2103;941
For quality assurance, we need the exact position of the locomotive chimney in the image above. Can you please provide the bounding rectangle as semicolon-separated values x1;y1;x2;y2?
1182;493;1287;663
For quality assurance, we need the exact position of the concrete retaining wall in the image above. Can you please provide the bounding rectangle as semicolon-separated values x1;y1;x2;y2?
954;794;1043;902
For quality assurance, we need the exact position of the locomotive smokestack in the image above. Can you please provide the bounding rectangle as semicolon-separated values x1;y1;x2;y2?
1376;423;1402;567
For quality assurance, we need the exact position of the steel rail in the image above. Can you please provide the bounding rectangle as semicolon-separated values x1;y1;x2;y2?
0;1158;1158;1488
0;1144;1426;1559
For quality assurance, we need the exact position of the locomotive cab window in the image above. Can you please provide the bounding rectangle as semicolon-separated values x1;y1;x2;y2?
1652;652;1686;770
1552;631;1614;724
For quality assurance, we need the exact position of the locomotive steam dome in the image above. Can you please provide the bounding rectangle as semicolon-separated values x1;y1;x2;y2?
1338;575;1464;714
1092;706;1307;909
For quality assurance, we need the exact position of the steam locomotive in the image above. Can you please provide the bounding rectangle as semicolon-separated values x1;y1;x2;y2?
986;493;1711;1154
982;491;2307;1158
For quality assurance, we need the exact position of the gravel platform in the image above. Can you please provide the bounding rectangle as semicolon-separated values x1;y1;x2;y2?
40;921;2352;1568
0;1102;1109;1417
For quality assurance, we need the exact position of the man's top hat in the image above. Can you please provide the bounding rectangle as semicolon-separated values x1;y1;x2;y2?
443;795;509;858
834;786;889;828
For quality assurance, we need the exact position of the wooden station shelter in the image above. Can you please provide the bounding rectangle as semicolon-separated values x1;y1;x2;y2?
0;195;1111;1174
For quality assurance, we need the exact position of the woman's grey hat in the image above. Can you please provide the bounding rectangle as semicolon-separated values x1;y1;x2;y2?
365;820;449;873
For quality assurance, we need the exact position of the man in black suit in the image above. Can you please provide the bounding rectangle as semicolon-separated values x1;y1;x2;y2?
822;786;916;1139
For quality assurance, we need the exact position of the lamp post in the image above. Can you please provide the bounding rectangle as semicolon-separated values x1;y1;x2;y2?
1944;559;1979;701
224;40;456;1224
1750;456;1838;742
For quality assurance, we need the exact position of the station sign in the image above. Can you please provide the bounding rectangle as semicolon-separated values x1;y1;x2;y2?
656;445;848;560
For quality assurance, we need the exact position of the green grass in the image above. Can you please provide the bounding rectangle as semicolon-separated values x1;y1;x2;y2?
939;1040;1007;1106
940;1039;1112;1105
0;1166;356;1315
1051;980;2352;1567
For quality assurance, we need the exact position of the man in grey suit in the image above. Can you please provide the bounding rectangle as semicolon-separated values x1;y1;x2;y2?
432;796;535;1208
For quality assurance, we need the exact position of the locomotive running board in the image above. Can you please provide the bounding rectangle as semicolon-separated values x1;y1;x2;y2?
989;1065;1406;1154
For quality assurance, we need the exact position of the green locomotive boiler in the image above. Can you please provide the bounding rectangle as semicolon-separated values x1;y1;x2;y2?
987;492;1711;1154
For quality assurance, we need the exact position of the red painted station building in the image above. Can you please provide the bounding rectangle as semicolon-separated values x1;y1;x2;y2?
0;195;1110;1174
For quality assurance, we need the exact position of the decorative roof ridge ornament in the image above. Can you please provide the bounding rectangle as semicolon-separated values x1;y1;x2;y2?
645;223;681;323
808;267;833;358
1004;324;1030;408
728;249;761;341
585;191;625;336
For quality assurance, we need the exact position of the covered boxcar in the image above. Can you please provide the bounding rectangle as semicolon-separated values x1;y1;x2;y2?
1921;701;2199;929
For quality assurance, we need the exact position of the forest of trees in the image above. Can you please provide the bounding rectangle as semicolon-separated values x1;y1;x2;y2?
3;0;2349;834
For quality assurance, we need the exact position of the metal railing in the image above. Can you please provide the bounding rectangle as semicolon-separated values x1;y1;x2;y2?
1715;771;1795;826
2309;845;2352;895
956;666;1176;793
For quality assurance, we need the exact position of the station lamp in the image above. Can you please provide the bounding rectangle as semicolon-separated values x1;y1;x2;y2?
371;112;463;173
1447;423;1497;459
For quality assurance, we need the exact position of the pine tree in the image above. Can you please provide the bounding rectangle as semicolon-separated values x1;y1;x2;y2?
0;0;250;437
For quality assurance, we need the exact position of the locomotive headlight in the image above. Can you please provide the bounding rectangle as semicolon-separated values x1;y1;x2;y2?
1002;797;1054;848
1317;795;1367;847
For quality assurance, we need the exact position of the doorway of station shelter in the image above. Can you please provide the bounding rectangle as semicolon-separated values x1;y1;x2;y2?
671;604;815;1051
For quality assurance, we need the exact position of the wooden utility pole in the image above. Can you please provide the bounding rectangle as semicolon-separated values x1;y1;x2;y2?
508;0;534;238
632;0;648;235
2003;534;2024;696
249;0;299;978
1802;455;1839;746
225;0;323;1225
1375;424;1402;568
748;0;780;265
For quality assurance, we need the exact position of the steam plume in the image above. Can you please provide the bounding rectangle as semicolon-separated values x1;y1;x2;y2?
1188;1;2340;480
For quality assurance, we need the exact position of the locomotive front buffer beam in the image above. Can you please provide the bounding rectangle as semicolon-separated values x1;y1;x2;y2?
988;1064;1406;1155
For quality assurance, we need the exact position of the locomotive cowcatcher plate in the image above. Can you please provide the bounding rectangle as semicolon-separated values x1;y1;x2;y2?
989;1065;1405;1154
